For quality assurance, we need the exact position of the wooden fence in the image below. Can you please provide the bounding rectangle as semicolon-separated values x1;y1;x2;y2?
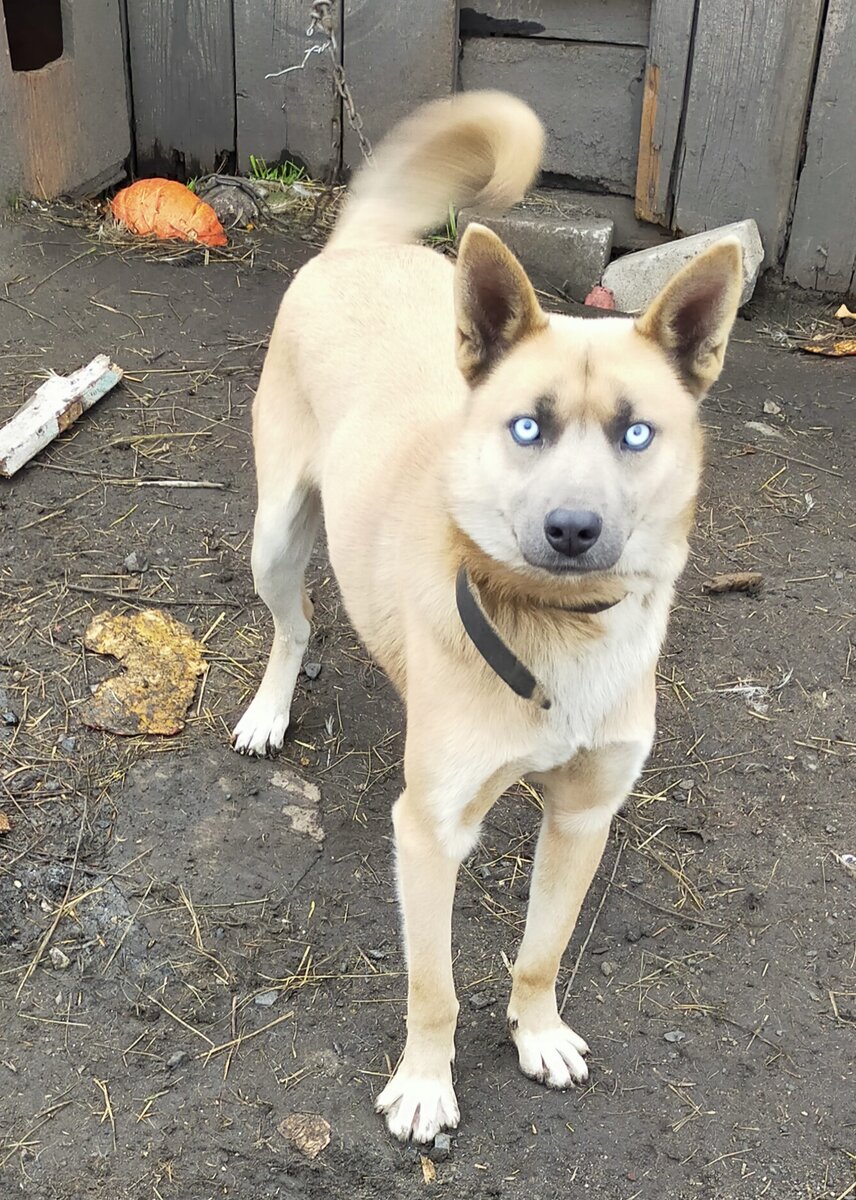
1;1;853;292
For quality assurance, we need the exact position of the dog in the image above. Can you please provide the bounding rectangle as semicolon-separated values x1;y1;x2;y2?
232;91;743;1142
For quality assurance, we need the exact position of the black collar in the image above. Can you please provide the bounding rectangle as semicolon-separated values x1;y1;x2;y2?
455;566;621;710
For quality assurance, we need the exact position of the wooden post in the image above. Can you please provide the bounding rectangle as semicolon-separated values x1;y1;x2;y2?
634;0;697;226
784;0;856;293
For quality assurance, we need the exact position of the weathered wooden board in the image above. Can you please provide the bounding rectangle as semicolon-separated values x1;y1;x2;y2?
460;38;646;195
126;0;236;175
785;0;856;293
674;0;824;264
234;0;340;180
0;0;129;200
634;0;696;226
460;0;651;45
341;0;458;172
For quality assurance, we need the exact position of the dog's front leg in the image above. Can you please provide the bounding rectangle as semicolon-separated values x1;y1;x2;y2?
375;785;462;1143
376;732;513;1143
507;740;650;1087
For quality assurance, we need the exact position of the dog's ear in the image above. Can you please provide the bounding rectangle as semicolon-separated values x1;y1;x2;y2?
636;238;744;399
454;223;547;383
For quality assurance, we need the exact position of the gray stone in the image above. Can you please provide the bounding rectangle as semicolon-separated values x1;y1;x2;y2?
458;210;614;302
468;990;496;1010
303;661;322;680
254;990;279;1008
123;551;149;574
49;947;71;971
601;220;765;314
430;1132;452;1161
166;1050;188;1069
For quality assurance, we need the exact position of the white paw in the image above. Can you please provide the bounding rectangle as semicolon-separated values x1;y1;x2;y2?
231;695;290;756
375;1065;460;1143
510;1020;590;1089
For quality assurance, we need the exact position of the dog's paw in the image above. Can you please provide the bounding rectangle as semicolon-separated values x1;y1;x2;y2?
375;1065;459;1143
231;697;290;756
510;1020;589;1089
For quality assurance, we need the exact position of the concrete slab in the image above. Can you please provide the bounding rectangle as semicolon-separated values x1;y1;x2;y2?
458;209;614;301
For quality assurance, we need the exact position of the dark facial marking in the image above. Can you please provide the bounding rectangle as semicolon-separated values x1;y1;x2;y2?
604;398;634;446
533;394;562;444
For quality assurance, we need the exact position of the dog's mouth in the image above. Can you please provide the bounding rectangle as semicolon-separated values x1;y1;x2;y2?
519;540;624;577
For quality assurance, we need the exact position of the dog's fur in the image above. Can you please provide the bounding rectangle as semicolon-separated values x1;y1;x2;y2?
233;91;743;1142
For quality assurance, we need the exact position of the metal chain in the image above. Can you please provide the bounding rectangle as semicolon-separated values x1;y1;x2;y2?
264;2;374;178
308;1;374;167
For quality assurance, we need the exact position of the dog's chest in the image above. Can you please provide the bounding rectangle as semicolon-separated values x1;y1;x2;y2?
523;592;670;772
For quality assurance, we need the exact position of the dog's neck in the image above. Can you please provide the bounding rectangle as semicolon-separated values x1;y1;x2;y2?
453;530;627;622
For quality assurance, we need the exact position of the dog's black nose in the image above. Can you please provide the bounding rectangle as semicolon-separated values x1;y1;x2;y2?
544;509;603;558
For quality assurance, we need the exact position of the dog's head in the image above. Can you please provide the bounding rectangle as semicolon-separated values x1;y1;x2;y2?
446;224;743;587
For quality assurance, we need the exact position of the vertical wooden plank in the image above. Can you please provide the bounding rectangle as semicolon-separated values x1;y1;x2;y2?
673;0;823;264
126;0;236;176
785;0;856;293
234;0;340;180
634;0;696;226
341;0;458;172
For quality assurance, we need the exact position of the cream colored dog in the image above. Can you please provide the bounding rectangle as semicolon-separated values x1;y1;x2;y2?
233;92;743;1142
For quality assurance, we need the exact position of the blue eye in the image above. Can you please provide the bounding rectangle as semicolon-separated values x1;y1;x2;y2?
622;422;654;451
510;416;541;445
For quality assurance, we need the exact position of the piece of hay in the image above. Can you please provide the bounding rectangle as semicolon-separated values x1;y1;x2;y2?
81;609;205;735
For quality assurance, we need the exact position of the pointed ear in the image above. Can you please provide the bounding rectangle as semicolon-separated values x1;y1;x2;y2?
636;238;744;399
454;223;547;384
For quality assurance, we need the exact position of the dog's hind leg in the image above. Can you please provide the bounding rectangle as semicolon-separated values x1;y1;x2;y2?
232;341;321;756
506;740;649;1087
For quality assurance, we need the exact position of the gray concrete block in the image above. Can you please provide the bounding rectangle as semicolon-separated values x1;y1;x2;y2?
523;188;673;254
457;210;614;302
601;220;765;313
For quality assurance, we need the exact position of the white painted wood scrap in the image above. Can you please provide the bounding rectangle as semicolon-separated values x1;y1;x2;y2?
0;355;123;477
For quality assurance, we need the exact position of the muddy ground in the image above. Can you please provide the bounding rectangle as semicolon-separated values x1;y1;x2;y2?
0;204;853;1200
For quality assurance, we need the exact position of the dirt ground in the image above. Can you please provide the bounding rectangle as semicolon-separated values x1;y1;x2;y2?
0;202;853;1200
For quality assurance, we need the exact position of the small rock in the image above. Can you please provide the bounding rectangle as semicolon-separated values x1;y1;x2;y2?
468;991;496;1010
678;778;694;791
430;1132;452;1162
60;736;76;753
303;661;322;680
600;962;614;978
254;990;279;1007
2;710;19;727
763;399;782;416
49;947;71;970
166;1050;188;1069
123;550;148;573
663;1030;686;1043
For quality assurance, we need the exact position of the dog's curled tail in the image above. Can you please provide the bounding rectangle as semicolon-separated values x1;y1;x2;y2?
327;91;544;252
